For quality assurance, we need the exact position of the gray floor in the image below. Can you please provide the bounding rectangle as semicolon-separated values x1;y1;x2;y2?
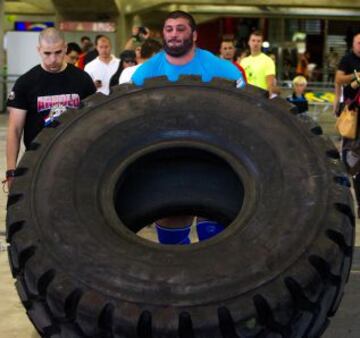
0;109;359;337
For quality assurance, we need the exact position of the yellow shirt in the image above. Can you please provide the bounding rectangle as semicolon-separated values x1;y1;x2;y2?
240;53;275;90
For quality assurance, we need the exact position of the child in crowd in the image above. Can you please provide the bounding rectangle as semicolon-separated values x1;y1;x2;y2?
287;75;309;114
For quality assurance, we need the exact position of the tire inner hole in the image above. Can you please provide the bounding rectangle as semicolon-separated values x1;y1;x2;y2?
114;147;244;244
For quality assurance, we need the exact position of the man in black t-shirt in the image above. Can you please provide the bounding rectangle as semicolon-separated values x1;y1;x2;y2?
5;27;96;188
335;31;360;215
336;32;360;102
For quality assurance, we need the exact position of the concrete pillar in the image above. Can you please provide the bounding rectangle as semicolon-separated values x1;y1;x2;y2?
268;18;285;81
54;11;63;30
0;0;5;113
114;0;133;55
277;18;286;82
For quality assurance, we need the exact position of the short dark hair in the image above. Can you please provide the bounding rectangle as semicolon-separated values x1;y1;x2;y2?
66;42;82;55
117;50;137;73
81;36;91;43
141;38;162;59
164;11;197;32
250;30;264;39
354;31;360;39
95;34;106;45
119;49;136;62
220;39;235;46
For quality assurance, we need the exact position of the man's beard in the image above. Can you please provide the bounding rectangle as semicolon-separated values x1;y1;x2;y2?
163;35;194;57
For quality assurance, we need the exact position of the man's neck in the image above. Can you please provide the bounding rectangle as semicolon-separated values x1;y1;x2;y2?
165;47;196;65
41;62;67;73
99;55;112;64
353;50;360;58
251;50;261;57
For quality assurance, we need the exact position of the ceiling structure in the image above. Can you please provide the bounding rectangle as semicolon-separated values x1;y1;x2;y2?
3;0;360;20
3;0;360;52
4;0;55;15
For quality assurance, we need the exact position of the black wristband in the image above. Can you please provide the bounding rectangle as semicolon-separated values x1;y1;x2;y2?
6;169;16;178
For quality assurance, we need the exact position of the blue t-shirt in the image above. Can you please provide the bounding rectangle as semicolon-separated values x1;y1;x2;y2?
131;48;245;87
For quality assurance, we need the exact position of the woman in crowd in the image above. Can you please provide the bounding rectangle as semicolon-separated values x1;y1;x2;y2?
109;50;137;87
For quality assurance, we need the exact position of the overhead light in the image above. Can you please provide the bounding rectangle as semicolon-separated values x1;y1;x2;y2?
158;4;360;17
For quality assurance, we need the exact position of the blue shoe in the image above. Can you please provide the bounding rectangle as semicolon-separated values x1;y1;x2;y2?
155;223;191;245
196;220;224;241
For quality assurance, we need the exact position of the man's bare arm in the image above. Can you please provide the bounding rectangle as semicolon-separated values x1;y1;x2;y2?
6;107;27;171
266;74;279;97
333;82;342;116
335;69;360;86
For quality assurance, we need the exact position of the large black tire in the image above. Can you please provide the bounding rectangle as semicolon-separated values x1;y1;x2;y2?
6;77;354;338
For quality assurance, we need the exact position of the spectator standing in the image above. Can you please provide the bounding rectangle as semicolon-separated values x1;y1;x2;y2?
84;35;104;66
124;26;151;52
119;38;162;84
80;36;92;52
131;10;245;244
84;36;120;95
335;31;360;215
219;39;236;61
77;36;94;69
219;39;247;82
109;50;137;87
286;75;309;114
240;31;277;97
5;28;96;189
336;33;360;103
65;42;82;65
296;51;310;78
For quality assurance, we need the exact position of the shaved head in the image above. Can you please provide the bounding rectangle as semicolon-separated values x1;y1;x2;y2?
96;36;112;61
38;28;67;73
96;36;111;46
39;28;65;45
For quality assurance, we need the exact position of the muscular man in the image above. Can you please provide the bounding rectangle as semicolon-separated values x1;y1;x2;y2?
132;11;245;87
240;31;278;97
132;11;245;244
84;36;119;95
5;28;96;188
335;31;360;215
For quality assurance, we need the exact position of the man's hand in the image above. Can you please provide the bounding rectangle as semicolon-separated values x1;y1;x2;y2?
140;27;150;40
266;75;279;99
131;26;140;37
94;80;102;89
335;70;360;86
2;170;16;193
132;26;150;41
2;177;14;193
